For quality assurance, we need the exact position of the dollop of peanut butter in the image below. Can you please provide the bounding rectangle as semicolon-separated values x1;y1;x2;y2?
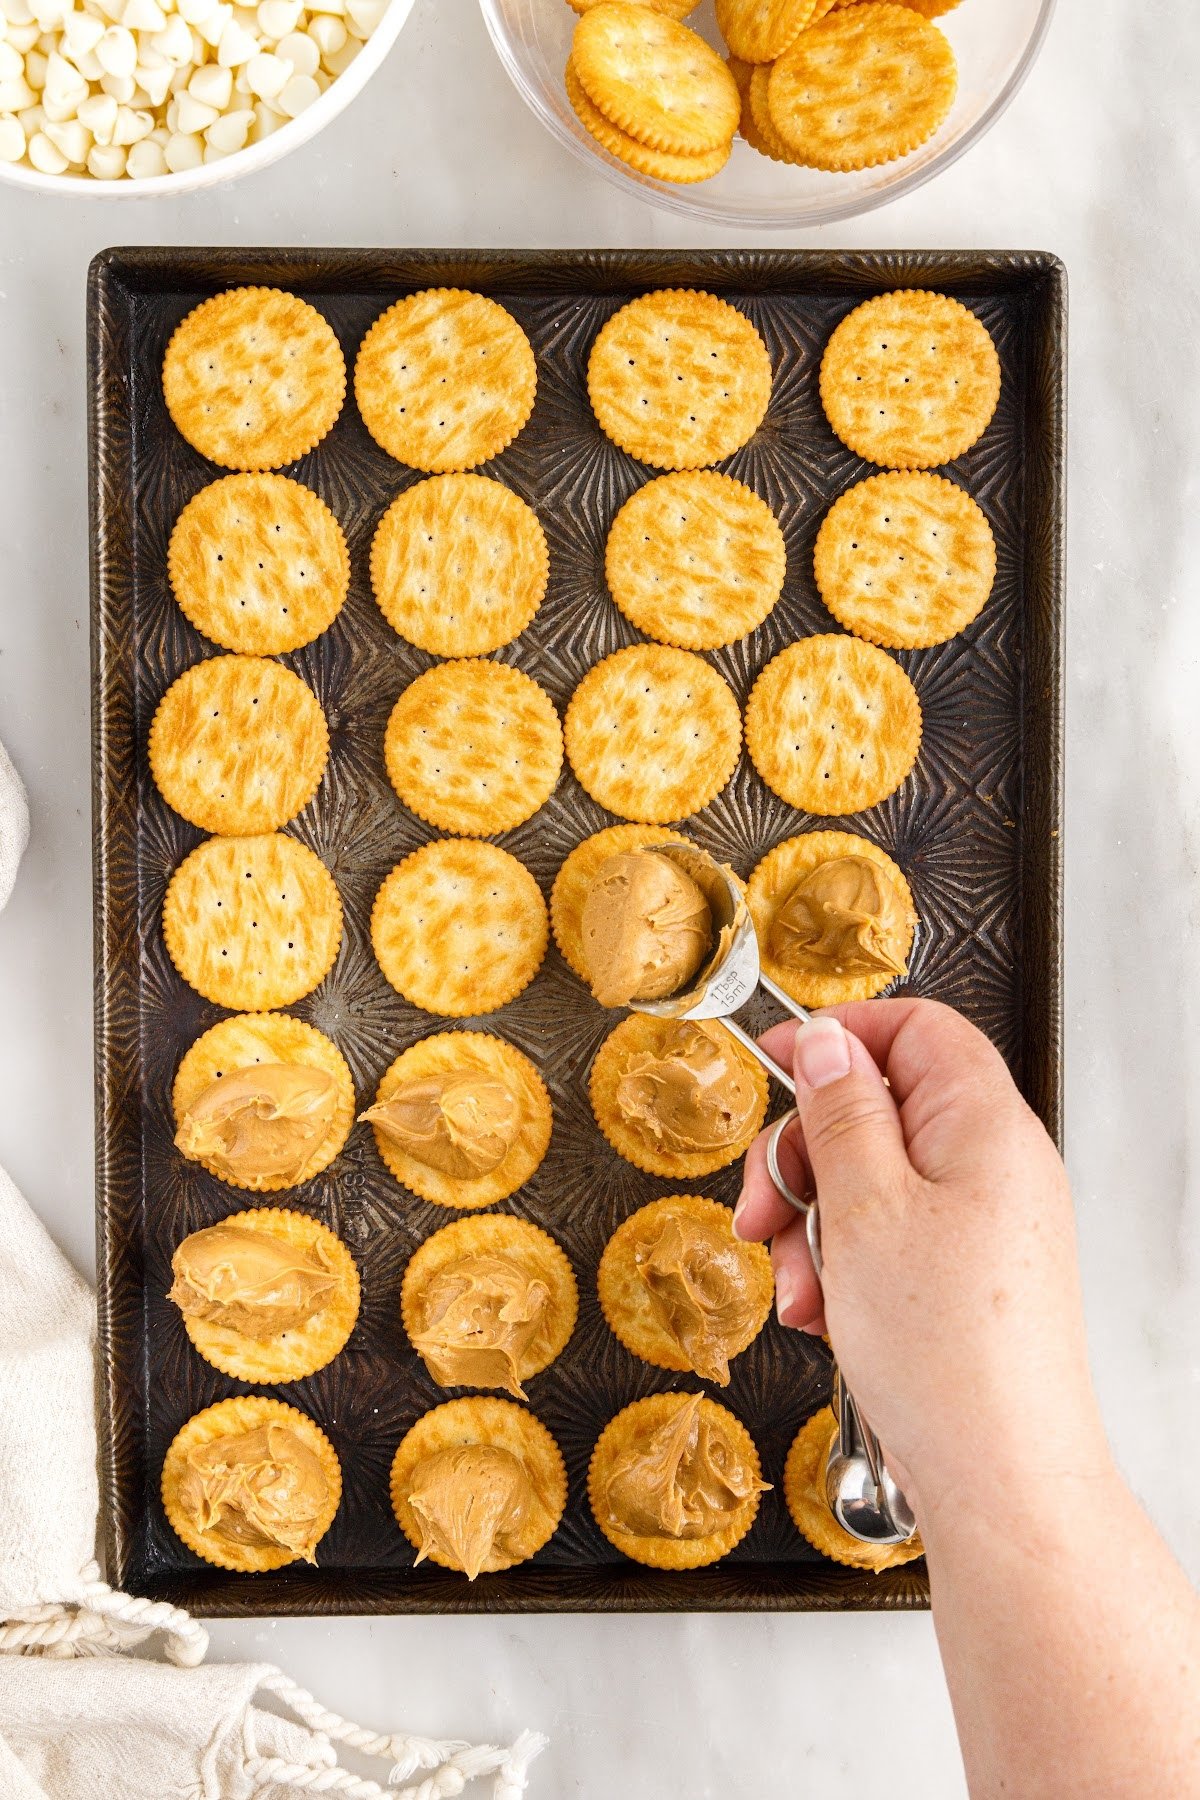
639;1213;761;1386
361;1074;519;1178
175;1063;339;1186
409;1254;551;1399
581;852;712;1008
178;1421;330;1563
603;1393;769;1541
405;1444;538;1580
769;856;909;979
169;1224;341;1340
615;1021;758;1155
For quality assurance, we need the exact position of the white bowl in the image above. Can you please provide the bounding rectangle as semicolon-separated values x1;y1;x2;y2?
0;0;415;198
479;0;1057;229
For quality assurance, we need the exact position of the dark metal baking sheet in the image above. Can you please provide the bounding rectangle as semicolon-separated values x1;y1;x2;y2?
90;247;1065;1615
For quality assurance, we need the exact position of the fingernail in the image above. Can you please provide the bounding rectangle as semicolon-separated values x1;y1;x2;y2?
731;1190;749;1239
794;1017;851;1090
776;1266;799;1326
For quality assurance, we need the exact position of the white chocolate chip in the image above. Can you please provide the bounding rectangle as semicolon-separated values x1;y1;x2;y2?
147;11;189;58
255;0;296;33
112;98;151;139
0;72;35;107
124;128;163;172
273;26;313;73
187;57;228;104
135;58;170;102
45;112;90;158
61;8;105;57
77;87;117;139
95;21;136;72
1;0;36;28
87;137;126;174
275;66;314;113
307;13;342;54
21;43;44;82
202;97;246;147
345;0;385;34
0;111;25;158
16;98;42;130
214;15;253;63
0;37;21;72
194;0;228;44
27;124;67;168
30;0;66;31
244;46;286;95
98;66;134;97
2;20;38;51
121;0;164;28
319;34;355;73
173;86;214;129
162;121;199;165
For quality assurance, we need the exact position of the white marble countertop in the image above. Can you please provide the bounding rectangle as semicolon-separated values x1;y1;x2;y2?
1;0;1198;1792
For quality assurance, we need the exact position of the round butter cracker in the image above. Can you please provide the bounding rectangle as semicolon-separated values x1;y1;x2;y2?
564;645;741;824
371;840;548;1017
606;471;785;650
744;635;921;815
384;660;562;838
572;4;740;156
597;1194;773;1381
163;832;342;1011
785;1406;924;1571
815;471;995;649
550;822;688;983
567;0;698;14
767;5;957;173
402;1214;576;1390
162;288;346;471
367;1030;552;1208
171;1208;360;1385
565;57;732;184
589;1013;768;1179
149;655;329;836
354;289;537;473
746;829;916;1007
389;1397;566;1575
820;290;1001;470
168;473;349;656
715;0;817;64
588;1392;765;1569
588;289;772;471
370;474;548;657
173;1011;355;1191
161;1395;342;1573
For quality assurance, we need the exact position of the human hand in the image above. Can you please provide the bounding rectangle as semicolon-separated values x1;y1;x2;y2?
733;1000;1109;1524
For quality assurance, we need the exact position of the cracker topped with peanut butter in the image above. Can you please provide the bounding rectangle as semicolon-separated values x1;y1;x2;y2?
590;1013;768;1178
589;1391;768;1569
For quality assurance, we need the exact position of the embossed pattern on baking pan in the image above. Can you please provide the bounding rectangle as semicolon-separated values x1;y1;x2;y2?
90;249;1065;1615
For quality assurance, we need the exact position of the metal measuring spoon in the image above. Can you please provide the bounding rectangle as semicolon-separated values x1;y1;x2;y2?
624;843;918;1549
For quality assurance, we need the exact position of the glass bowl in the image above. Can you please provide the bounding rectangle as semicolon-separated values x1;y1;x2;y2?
478;0;1057;229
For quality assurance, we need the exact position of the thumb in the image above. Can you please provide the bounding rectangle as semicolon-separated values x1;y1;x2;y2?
791;1015;909;1207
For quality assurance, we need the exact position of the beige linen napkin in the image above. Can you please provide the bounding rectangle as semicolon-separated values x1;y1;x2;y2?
0;739;545;1800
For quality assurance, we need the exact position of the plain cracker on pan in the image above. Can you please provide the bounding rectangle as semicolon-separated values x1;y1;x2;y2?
588;289;772;470
820;289;1001;469
172;1011;356;1190
597;1194;773;1381
746;829;916;1007
550;822;687;982
715;0;816;64
785;1406;924;1570
371;840;548;1017
572;4;740;156
367;1030;552;1208
815;471;995;648
565;58;732;184
354;289;537;473
168;473;349;656
162;288;346;471
149;655;328;837
606;471;786;650
162;1395;342;1573
744;635;921;815
401;1214;576;1391
389;1397;566;1574
564;644;740;823
766;4;957;172
172;1208;360;1385
163;832;342;1011
588;1393;765;1569
384;660;562;837
370;474;548;657
590;1012;768;1178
